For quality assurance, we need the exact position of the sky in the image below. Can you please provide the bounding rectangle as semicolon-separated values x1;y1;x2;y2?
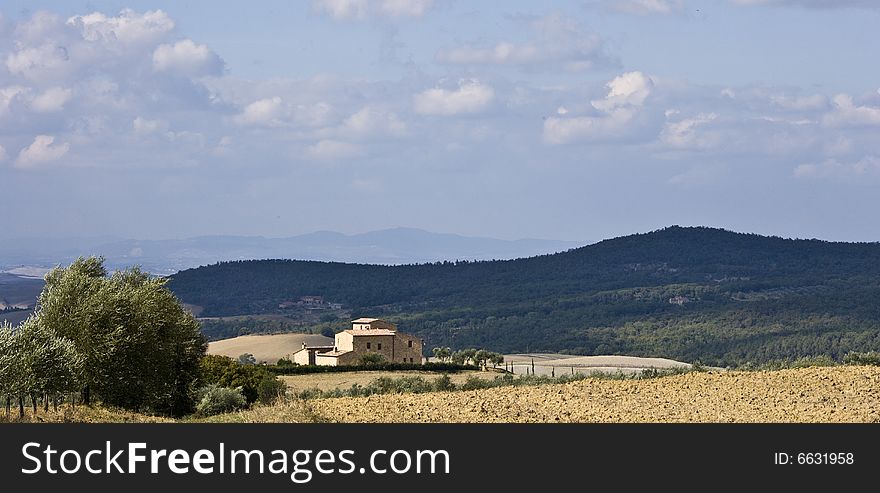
1;0;879;244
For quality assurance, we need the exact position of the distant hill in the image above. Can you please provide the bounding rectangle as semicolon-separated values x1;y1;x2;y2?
0;228;579;275
168;226;880;366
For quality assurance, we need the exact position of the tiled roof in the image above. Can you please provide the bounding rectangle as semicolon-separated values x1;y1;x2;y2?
343;329;396;336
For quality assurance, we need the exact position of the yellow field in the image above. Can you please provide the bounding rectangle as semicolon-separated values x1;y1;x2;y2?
280;370;495;393
207;333;334;363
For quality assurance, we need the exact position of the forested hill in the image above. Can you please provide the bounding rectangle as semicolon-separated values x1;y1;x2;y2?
168;226;880;366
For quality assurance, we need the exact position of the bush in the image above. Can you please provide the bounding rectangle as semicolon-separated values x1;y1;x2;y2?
359;353;387;366
200;354;284;404
257;375;287;404
843;351;880;366
433;374;455;392
196;385;247;416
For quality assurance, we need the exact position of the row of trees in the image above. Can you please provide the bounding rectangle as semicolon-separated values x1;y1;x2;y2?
2;257;208;418
432;347;504;368
0;319;82;418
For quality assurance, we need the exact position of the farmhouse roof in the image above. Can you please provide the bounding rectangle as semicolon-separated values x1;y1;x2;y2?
351;317;382;323
316;350;352;357
343;329;396;336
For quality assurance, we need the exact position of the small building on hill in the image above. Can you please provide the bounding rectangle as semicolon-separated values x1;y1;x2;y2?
292;318;423;366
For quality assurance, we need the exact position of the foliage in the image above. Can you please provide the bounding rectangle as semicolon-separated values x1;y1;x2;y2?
257;375;287;405
359;353;386;366
843;351;880;366
169;227;880;365
195;385;247;416
199;354;284;404
238;353;257;365
0;318;83;416
37;257;206;416
268;361;476;375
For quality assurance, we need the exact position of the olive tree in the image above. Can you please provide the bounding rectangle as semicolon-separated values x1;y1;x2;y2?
37;257;207;416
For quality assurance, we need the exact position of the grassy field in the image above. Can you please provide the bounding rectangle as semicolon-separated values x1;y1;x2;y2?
501;353;692;376
280;370;495;393
5;365;879;423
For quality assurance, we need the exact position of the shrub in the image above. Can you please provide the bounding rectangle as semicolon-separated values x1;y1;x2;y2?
196;385;246;416
257;375;287;404
433;374;455;392
843;351;880;366
359;353;386;366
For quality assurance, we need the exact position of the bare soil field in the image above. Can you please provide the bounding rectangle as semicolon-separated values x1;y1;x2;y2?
207;333;333;363
304;365;880;423
280;370;494;393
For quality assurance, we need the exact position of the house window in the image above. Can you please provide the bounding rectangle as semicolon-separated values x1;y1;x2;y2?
408;340;413;348
367;342;371;349
410;358;414;363
377;343;382;350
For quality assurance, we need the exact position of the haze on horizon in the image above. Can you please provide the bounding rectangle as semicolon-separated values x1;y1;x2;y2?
2;0;880;245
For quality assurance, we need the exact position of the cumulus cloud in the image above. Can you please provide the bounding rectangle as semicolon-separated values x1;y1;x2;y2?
66;9;174;45
543;71;654;144
591;0;685;15
338;106;407;138
30;87;73;113
794;156;880;180
414;80;495;116
152;39;224;76
233;97;286;127
822;94;880;127
16;135;70;168
435;14;613;72
313;0;435;19
731;0;879;8
659;112;719;149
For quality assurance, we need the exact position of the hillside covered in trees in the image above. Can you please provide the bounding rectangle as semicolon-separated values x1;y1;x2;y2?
168;226;880;366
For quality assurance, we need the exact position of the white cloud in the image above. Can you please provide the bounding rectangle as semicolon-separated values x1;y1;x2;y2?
770;93;827;111
233;97;286;127
794;156;880;180
543;71;654;144
5;43;72;82
152;39;224;76
30;87;73;113
339;106;406;138
313;0;434;19
133;116;169;136
66;9;174;45
660;112;719;149
307;139;363;160
593;0;685;15
822;94;880;127
0;86;29;116
16;135;70;168
731;0;879;8
435;14;611;72
414;79;495;116
0;145;7;162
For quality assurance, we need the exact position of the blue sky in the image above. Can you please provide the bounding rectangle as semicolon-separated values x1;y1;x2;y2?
1;0;879;244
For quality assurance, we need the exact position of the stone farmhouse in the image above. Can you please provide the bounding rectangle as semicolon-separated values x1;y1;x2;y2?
292;318;423;366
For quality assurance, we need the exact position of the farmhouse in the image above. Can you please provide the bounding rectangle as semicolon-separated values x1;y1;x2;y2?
292;318;423;366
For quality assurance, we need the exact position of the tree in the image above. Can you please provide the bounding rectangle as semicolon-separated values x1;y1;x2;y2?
487;352;504;368
0;319;82;418
432;347;452;362
37;257;207;416
238;353;257;366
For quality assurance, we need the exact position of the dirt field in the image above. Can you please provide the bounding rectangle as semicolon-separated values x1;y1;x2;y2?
304;366;880;423
207;333;334;363
280;370;495;393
